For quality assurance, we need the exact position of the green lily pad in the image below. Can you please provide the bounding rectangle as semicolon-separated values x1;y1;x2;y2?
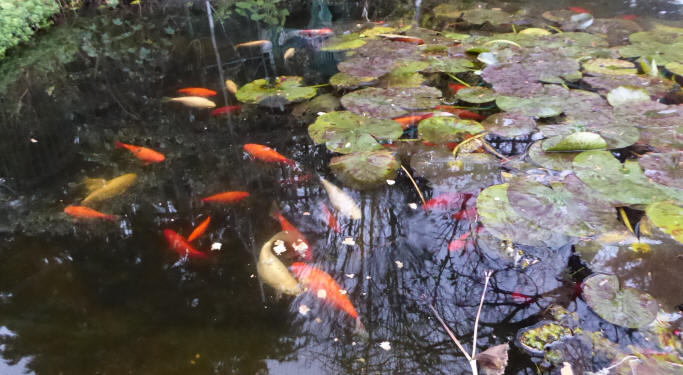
618;31;683;66
496;85;567;118
341;86;442;119
645;202;683;244
410;148;501;192
379;72;426;88
456;87;498;103
606;86;651;107
482;112;536;137
527;141;578;171
359;26;397;39
308;111;403;154
477;183;570;247
583;273;658;329
421;57;474;73
443;32;470;41
508;174;622;237
518;28;552;36
329;151;400;190
391;59;431;74
337;56;396;79
322;34;367;51
539;123;639;150
665;62;683;75
639;151;683;189
582;58;637;76
583;75;676;99
433;3;464;20
291;93;340;122
329;72;377;90
236;76;317;106
462;8;513;25
573;150;683;205
418;116;484;144
542;132;607;152
517;321;573;355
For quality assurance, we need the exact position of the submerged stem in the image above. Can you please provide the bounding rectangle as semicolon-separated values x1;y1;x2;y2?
446;73;472;87
471;270;493;359
428;304;472;361
452;132;488;158
401;165;426;206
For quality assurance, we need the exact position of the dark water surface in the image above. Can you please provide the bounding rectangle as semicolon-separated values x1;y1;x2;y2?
1;1;682;374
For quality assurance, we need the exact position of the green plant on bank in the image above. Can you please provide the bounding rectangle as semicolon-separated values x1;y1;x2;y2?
0;0;61;58
214;0;290;27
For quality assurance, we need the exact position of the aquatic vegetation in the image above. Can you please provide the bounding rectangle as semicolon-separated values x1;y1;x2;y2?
236;76;317;107
0;0;59;58
329;151;400;190
583;273;658;328
308;111;403;153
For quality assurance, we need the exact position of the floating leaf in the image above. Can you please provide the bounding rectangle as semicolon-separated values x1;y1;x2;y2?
322;34;366;51
482;112;536;137
337;56;396;79
379;72;426;88
639;151;683;189
582;58;637;76
583;273;658;328
646;202;683;244
329;72;377;90
606;86;651;107
456;87;498;103
496;85;567;118
475;344;509;375
308;111;403;154
542;132;607;152
618;30;683;65
665;62;683;76
236;76;317;106
421;57;474;73
341;87;442;119
410;148;501;192
462;8;513;25
477;183;570;247
418;116;484;144
517;321;573;355
573;150;683;205
433;3;464;20
527;141;578;171
582;75;675;99
519;28;551;36
329;151;400;190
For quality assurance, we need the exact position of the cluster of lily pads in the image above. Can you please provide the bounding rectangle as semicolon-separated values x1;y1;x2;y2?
232;4;683;372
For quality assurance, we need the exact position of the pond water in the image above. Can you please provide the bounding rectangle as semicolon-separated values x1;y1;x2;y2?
1;1;682;374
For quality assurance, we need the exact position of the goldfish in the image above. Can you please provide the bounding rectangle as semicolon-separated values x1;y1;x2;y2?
619;14;637;20
423;192;470;211
568;6;590;13
225;80;239;94
448;83;467;93
201;191;250;203
165;96;216;109
320;202;341;233
284;47;296;60
257;232;303;296
271;208;312;260
378;34;424;44
64;205;118;221
291;262;363;330
210;105;241;116
164;229;207;258
433;105;486;120
511;291;535;303
319;177;362;220
83;177;107;192
452;206;478;220
177;87;217;97
115;142;165;164
235;40;272;49
392;113;434;130
187;216;211;242
448;231;472;252
244;143;297;167
82;173;137;206
297;28;334;37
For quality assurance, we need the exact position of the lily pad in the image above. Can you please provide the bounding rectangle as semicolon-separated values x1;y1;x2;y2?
322;34;366;51
539;123;639;150
433;3;464;20
618;31;683;65
482;112;536;137
477;183;570;247
379;72;426;88
456;87;498;103
329;72;377;90
542;132;607;152
507;175;621;237
495;85;567;118
519;28;551;36
573;150;683;205
329;151;400;190
665;62;683;76
527;141;578;171
606;86;651;107
236;76;317;106
583;273;658;328
341;86;442;119
645;202;683;244
308;111;403;154
462;8;513;25
418;116;484;144
337;56;396;79
410;148;501;192
582;58;637;76
639;151;683;189
582;75;675;99
421;57;474;74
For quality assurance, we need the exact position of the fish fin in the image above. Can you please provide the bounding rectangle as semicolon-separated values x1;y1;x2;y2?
269;201;282;221
353;318;368;338
83;178;107;192
107;214;120;222
114;141;127;149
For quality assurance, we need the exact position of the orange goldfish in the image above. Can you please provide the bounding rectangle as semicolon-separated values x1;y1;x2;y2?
187;216;211;242
423;192;471;211
291;262;363;329
201;191;250;203
64;205;118;221
378;34;424;44
433;105;486;121
164;229;207;258
448;83;467;93
235;40;272;49
271;209;312;260
115;142;165;164
244;143;296;167
320;202;341;233
177;87;217;97
568;6;590;13
297;28;334;37
392;113;434;130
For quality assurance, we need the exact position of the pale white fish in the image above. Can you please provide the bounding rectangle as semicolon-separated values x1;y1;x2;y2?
257;232;302;296
319;177;362;219
166;96;216;109
284;47;295;60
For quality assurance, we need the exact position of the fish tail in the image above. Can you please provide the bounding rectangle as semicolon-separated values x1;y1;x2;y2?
353;318;368;337
106;214;120;222
269;201;282;220
161;97;174;103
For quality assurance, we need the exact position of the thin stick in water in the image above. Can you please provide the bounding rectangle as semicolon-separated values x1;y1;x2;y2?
400;165;426;206
471;270;493;359
428;303;472;361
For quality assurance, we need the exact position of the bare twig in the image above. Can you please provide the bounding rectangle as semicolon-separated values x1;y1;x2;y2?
452;132;488;157
471;270;493;358
400;165;426;206
428;303;472;361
